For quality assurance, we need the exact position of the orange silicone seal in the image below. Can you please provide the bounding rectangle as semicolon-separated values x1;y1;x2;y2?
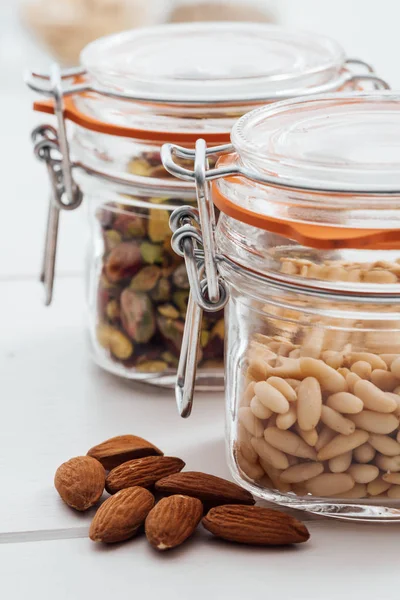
33;98;232;145
212;156;400;251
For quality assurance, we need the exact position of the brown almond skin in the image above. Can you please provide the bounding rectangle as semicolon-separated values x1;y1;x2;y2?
155;471;255;508
87;435;163;470
145;495;203;551
89;486;155;543
202;505;310;546
106;456;185;494
54;456;105;511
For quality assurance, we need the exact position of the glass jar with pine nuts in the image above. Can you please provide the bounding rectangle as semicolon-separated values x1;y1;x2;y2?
163;92;400;520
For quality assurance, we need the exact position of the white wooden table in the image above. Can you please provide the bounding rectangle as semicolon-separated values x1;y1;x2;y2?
3;2;400;598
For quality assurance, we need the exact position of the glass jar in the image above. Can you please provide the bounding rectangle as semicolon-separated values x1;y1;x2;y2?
27;22;387;388
164;92;400;520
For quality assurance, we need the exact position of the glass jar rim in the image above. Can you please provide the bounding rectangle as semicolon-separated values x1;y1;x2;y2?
231;91;400;193
80;22;347;104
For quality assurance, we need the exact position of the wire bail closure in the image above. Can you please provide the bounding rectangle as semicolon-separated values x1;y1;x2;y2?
166;141;229;417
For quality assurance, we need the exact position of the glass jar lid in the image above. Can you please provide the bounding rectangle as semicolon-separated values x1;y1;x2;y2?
80;22;346;104
231;92;400;192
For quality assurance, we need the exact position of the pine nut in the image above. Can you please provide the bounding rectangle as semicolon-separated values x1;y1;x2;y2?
382;473;400;485
317;430;369;461
351;361;372;379
370;369;399;392
296;425;318;447
247;358;269;381
386;393;400;416
346;372;361;393
305;473;355;497
322;351;344;370
350;410;399;434
237;424;258;463
254;381;290;414
238;407;264;438
367;477;391;496
276;404;297;430
300;328;325;359
280;462;324;483
250;396;273;420
332;483;367;498
380;354;400;368
347;464;379;484
259;461;291;493
364;270;397;284
329;451;352;473
267;376;297;402
391;356;400;379
353;380;398;413
326;392;364;414
315;426;336;452
242;381;256;407
387;485;400;499
288;349;301;358
251;437;289;470
347;352;388;370
267;357;302;379
354;443;376;464
297;377;322;431
337;367;350;378
300;357;347;393
368;434;400;456
236;451;264;481
264;427;317;460
375;453;400;473
285;378;301;390
321;405;356;435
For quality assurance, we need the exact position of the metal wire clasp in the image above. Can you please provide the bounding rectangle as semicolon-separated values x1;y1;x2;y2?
28;64;82;304
164;140;229;417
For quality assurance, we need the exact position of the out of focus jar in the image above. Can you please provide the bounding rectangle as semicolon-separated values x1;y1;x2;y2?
27;22;387;388
164;92;400;520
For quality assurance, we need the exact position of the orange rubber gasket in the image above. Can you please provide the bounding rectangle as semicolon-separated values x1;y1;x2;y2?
211;181;400;251
34;98;232;145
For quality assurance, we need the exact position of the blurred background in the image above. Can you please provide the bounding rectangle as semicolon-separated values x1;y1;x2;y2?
1;0;398;283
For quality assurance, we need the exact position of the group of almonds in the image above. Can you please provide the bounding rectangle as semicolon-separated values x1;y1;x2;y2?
54;434;310;550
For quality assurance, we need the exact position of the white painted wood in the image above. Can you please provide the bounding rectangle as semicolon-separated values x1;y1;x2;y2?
2;525;400;600
0;278;226;536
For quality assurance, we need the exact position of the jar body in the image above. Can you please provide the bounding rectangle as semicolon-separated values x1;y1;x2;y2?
84;177;224;387
220;219;400;519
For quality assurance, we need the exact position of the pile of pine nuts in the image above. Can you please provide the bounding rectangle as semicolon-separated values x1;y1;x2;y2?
235;257;400;500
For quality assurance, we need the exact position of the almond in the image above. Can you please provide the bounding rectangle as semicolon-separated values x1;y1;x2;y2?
105;456;185;494
87;434;163;470
145;495;203;551
202;505;310;545
89;486;155;543
54;456;105;511
155;471;255;507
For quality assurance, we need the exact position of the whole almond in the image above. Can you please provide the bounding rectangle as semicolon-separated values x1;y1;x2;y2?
202;505;309;545
106;456;185;494
89;486;154;543
145;495;203;551
54;456;105;511
155;471;255;507
87;434;163;470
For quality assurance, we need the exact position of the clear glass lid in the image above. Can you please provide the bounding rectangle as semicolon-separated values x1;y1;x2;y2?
231;92;400;192
80;22;346;103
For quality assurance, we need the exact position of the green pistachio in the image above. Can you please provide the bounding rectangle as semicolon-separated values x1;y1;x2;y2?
106;299;120;320
140;242;163;264
157;304;180;319
105;242;142;282
130;266;161;292
96;324;133;360
120;289;156;343
127;157;152;177
148;208;171;243
150;278;171;302
104;230;122;251
136;360;168;373
161;351;179;367
156;315;185;353
113;214;147;237
201;330;210;348
172;290;189;314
